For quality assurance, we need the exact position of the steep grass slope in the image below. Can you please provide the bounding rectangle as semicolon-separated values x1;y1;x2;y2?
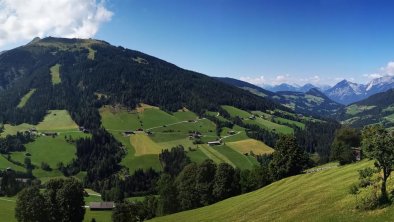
151;161;394;222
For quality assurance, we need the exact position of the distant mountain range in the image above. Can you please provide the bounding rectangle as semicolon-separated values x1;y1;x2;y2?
216;77;343;118
263;83;329;93
261;76;394;105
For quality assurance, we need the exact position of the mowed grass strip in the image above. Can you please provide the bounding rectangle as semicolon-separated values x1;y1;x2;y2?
50;64;61;85
150;161;394;222
215;145;257;170
199;145;235;167
17;88;36;108
245;117;294;134
222;105;251;118
227;139;274;155
36;110;78;131
131;134;163;156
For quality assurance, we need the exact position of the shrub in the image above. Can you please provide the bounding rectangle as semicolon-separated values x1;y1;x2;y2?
41;162;52;171
355;185;379;210
349;183;359;195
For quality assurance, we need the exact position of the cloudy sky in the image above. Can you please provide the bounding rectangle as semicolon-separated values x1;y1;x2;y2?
1;0;394;86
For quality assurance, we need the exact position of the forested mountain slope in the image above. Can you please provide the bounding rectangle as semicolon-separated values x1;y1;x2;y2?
0;37;287;129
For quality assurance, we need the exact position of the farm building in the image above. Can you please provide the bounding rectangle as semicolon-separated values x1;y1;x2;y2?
227;130;236;135
352;147;362;161
249;115;256;120
89;202;115;211
79;126;89;133
208;140;222;146
42;132;58;136
122;130;134;136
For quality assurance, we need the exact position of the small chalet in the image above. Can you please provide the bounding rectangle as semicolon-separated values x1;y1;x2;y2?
89;202;115;211
352;147;362;161
227;130;236;135
42;132;58;136
208;140;221;146
248;115;256;120
79;126;89;133
122;131;134;136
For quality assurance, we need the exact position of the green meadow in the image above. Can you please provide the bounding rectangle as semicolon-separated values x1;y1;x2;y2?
100;105;276;172
150;160;394;222
50;64;61;85
17;89;36;108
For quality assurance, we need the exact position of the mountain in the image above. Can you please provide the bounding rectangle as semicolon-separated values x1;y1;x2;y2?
339;88;394;128
216;77;343;118
274;88;344;117
324;80;366;105
324;76;394;105
365;76;394;95
214;77;275;97
264;83;321;93
0;37;289;128
266;83;301;92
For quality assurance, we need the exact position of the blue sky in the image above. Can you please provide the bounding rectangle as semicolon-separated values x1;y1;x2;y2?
1;0;394;86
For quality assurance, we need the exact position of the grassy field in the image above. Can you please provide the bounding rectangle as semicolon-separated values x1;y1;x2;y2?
1;123;34;137
244;117;294;134
274;116;305;129
50;64;61;85
150;160;394;222
3;110;85;181
346;105;376;115
227;139;274;155
100;104;280;172
36;110;79;131
17;89;36;108
131;134;163;156
222;105;251;118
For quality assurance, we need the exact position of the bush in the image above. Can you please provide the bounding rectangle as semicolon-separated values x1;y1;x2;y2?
358;167;375;188
41;162;52;171
355;185;379;210
349;183;359;195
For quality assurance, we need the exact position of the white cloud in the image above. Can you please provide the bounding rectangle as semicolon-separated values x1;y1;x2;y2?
0;0;113;47
380;61;394;75
240;74;327;86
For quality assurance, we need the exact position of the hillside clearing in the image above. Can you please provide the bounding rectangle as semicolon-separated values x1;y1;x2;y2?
131;134;163;156
36;110;79;131
17;89;36;108
50;64;61;85
227;139;274;155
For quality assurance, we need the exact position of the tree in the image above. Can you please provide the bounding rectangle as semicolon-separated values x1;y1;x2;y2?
112;201;146;222
269;135;308;181
176;163;200;211
15;187;48;222
44;178;85;222
330;127;361;165
212;163;236;201
196;159;217;206
361;125;394;202
157;174;178;216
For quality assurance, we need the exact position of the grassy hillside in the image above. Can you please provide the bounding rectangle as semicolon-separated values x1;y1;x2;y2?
151;160;394;222
100;105;275;172
17;89;36;108
0;110;88;182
